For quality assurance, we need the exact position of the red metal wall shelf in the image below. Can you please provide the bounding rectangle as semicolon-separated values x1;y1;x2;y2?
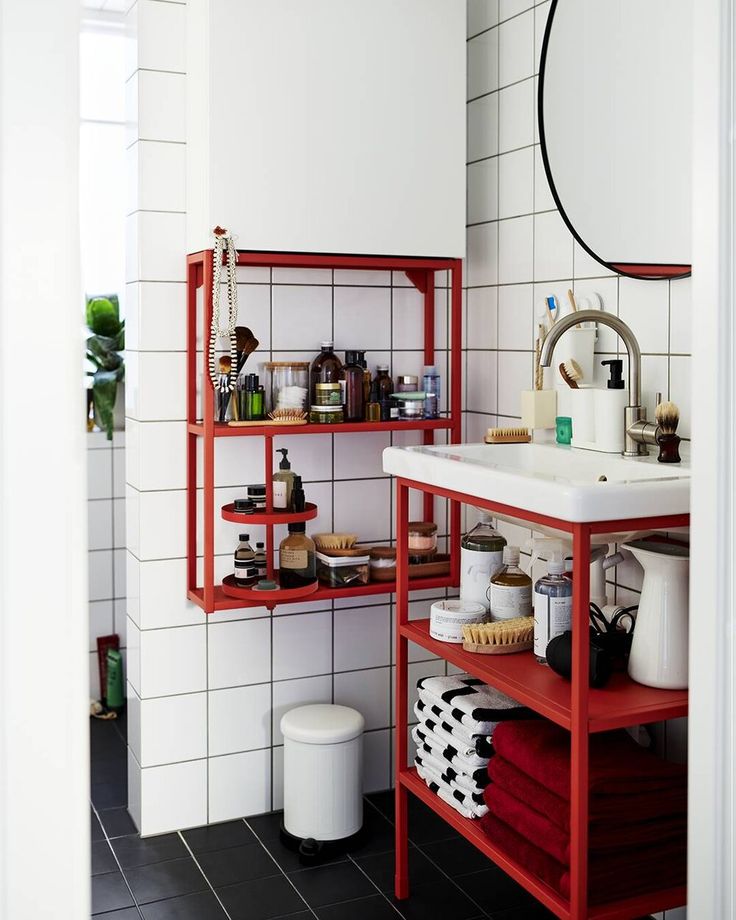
186;249;463;614
220;501;319;526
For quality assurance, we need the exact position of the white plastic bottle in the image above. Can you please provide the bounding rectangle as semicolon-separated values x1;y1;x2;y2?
489;546;532;621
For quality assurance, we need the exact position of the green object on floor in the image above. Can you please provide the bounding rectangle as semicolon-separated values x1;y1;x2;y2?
106;648;124;711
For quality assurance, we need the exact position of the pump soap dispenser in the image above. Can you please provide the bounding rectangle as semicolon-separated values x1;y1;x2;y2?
273;448;297;510
594;359;627;453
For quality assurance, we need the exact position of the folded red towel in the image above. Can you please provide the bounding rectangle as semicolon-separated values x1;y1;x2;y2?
488;755;687;831
492;721;686;800
480;813;687;905
484;783;687;865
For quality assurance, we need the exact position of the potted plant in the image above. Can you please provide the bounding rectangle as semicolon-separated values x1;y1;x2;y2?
86;294;124;440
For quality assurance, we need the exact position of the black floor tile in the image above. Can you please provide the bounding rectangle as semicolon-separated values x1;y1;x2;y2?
353;847;437;893
92;809;106;842
405;797;460;846
389;878;483;920
419;836;492;878
99;807;138;839
92;840;119;876
490;904;556;920
124;856;208;905
195;842;280;888
139;890;229;920
183;819;256;854
112;832;188;869
217;875;307;920
93;909;142;920
455;867;538;914
288;860;376;908
346;806;396;857
92;781;128;810
315;894;403;919
92;755;128;786
92;871;135;914
258;834;346;873
365;790;395;821
246;811;284;843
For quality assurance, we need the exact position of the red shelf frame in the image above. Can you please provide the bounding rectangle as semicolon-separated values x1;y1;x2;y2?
393;476;689;920
186;249;463;613
220;501;319;526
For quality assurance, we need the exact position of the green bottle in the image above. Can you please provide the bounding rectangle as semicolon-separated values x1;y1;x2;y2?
106;648;124;712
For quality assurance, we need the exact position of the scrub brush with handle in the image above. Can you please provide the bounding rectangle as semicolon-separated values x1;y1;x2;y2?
655;400;681;463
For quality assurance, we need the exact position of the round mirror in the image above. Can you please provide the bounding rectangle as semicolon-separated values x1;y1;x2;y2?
539;0;691;280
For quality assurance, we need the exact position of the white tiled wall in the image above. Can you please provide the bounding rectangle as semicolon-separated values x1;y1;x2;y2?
465;5;687;916
124;0;457;837
88;430;127;700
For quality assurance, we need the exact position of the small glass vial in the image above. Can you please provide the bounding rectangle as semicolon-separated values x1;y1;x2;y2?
279;523;316;588
489;545;532;621
423;365;441;419
373;365;394;401
234;533;258;586
533;558;572;664
397;374;419;393
342;350;366;422
254;541;267;578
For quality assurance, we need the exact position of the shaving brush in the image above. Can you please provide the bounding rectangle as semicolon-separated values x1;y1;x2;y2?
655;400;681;463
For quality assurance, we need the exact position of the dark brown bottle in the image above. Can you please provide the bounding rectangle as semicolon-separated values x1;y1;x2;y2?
342;350;365;422
310;341;343;405
372;364;394;401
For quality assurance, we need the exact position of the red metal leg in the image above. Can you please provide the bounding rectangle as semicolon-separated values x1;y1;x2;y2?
202;251;215;612
570;523;591;919
422;271;435;523
186;260;198;595
395;479;410;900
265;434;274;578
449;262;463;585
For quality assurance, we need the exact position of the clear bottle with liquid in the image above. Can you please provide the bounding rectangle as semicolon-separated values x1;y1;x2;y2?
279;523;316;588
234;533;258;586
460;515;507;612
254;541;267;579
423;365;441;419
489;545;532;621
533;555;572;664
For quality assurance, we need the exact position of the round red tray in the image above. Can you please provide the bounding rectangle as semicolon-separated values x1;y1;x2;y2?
221;574;319;604
221;501;318;525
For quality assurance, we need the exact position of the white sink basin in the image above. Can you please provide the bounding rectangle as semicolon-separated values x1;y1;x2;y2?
382;441;690;523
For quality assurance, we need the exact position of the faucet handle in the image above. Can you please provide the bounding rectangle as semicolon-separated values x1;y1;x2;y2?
655;391;662;409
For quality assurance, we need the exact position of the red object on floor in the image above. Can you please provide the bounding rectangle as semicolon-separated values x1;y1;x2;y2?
480;812;687;905
488;755;687;831
492;721;686;799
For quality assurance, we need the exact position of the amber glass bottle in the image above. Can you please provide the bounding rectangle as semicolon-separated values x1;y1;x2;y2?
279;523;316;588
342;350;365;422
310;342;343;405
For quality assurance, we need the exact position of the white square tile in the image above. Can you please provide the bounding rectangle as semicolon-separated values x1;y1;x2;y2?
570;278;619;353
208;617;272;690
195;436;264;490
89;550;114;602
391;285;424;350
534;1;551;71
334;605;390;672
468;0;499;37
88;500;114;551
125;71;139;148
271;285;332;351
498;284;533;349
131;141;186;213
127;749;142;833
498;215;533;284
138;693;207;767
125;350;186;422
533;145;555;212
640;355;670;422
467;158;498;225
668;355;691;439
235;284;271;351
534;211;574;282
334;668;390;731
128;211;186;284
127;619;141;695
129;282;187;352
334;431;390;480
363;729;391;793
497;351;533;416
139;759;207;837
113;497;126;549
333;478;391;543
127;420;187;492
573;240;615;279
618;277;670;354
137;0;186;73
137;70;185;143
136;489;186;560
273;268;332;285
499;9;534;86
137;557;206;630
467;28;499;99
272;674;332;744
498;78;535;153
89;601;114;651
334;270;391;286
467;222;499;287
114;548;127;599
127;684;142;763
209;750;271;822
88;448;113;500
272;745;285;810
498;146;534;219
334;287;391;351
113;448;126;498
114;599;128;642
272;610;332;681
208;683;271;756
669;277;691;354
466;286;498;350
500;0;534;18
467;93;499;162
466;350;497;414
139;625;206;698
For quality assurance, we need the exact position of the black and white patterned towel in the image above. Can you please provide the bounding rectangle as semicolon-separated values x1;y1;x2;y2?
415;759;488;819
416;675;535;731
413;703;493;758
411;724;490;771
414;749;488;799
414;700;492;750
412;739;490;792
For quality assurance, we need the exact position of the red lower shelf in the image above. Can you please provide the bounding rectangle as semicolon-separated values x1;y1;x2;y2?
400;619;688;732
220;501;318;525
400;768;686;920
188;418;454;437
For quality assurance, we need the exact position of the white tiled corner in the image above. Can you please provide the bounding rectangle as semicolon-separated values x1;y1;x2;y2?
136;0;186;73
618;278;670;354
334;605;390;673
498;284;533;350
138;692;207;767
126;618;141;695
467;222;499;287
334;667;391;731
272;610;332;682
468;0;499;37
132;488;186;560
127;749;142;833
207;617;272;690
333;478;391;543
467;28;499;99
127;211;186;284
534;211;574;281
129;141;186;214
139;625;206;698
498;146;534;220
136;557;206;630
334;287;392;351
467;93;499;162
498;77;535;153
271;674;332;745
499;9;534;86
208;683;272;757
271;285;332;350
209;750;271;822
139;759;207;837
125;350;186;422
128;282;187;352
498;215;534;284
272;745;285;811
126;420;186;492
467;158;498;226
136;70;186;143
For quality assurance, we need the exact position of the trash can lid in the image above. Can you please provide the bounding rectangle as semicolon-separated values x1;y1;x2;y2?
280;704;365;744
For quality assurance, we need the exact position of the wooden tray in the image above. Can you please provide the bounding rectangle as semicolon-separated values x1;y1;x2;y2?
461;639;533;655
370;554;451;582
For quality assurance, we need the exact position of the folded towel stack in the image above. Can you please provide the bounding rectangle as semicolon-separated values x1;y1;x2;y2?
480;721;687;904
412;675;535;820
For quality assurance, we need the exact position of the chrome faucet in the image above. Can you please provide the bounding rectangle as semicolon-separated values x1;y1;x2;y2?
539;310;659;457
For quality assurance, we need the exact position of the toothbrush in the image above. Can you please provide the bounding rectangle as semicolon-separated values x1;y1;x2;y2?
567;289;582;329
545;295;559;326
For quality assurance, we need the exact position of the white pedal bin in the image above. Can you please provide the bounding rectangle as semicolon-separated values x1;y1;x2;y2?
281;704;365;842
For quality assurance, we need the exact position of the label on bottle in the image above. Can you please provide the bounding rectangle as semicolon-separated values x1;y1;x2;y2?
281;547;309;569
234;562;258;583
339;380;346;404
273;480;287;509
460;548;504;611
534;591;572;658
490;582;532;620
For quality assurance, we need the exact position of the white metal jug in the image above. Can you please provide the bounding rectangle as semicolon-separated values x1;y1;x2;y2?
625;540;689;689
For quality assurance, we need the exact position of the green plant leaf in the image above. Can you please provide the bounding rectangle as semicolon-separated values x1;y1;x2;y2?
92;369;119;440
87;334;123;371
87;296;121;337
